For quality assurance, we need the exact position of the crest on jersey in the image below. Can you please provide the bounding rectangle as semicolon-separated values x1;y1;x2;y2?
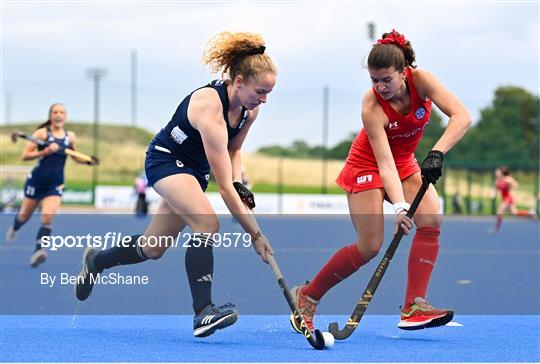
415;107;426;119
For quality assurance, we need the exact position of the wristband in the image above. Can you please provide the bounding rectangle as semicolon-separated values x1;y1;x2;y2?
392;202;411;215
252;230;262;242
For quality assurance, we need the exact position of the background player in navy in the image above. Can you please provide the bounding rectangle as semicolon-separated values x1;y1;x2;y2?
75;32;277;338
5;103;93;267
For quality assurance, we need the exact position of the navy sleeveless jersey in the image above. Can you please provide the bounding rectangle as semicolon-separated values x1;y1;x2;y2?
151;80;249;173
28;128;71;186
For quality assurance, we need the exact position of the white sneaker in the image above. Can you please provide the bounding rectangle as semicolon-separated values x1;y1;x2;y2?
29;250;47;268
5;226;17;243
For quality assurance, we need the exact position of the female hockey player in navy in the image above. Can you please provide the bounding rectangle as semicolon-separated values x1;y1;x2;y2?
75;32;276;338
6;103;94;267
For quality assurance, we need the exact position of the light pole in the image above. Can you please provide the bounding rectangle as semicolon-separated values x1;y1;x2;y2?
5;91;11;125
131;50;137;127
322;85;329;194
534;117;539;214
367;22;376;42
86;67;107;204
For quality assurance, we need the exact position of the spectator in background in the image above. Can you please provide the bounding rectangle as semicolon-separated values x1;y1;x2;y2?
134;171;149;217
452;191;464;214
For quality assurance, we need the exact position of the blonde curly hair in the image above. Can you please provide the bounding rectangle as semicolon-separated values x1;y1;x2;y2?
203;31;276;80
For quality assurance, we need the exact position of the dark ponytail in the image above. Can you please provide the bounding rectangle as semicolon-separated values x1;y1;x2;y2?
35;120;51;130
36;103;63;130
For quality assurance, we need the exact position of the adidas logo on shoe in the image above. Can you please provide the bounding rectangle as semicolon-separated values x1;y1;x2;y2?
193;303;238;337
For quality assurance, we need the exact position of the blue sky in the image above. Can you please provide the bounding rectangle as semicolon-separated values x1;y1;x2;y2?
2;1;538;152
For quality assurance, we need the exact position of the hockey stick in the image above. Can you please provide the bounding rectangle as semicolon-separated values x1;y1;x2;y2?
267;255;326;350
11;131;99;165
243;207;326;350
328;178;431;340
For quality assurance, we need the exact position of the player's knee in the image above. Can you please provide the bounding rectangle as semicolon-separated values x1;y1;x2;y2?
18;212;32;222
415;214;442;229
355;236;383;261
362;245;382;261
142;245;166;260
192;216;220;234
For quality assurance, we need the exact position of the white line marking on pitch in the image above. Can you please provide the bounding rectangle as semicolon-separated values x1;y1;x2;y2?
446;321;463;327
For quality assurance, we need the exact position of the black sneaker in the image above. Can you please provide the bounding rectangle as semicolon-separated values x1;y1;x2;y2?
75;247;103;301
193;302;238;337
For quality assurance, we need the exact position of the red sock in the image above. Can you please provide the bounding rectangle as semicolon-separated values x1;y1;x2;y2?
404;227;440;307
303;244;366;301
495;215;503;231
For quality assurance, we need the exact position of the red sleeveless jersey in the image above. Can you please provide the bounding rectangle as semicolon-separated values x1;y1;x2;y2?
346;67;432;171
495;178;510;200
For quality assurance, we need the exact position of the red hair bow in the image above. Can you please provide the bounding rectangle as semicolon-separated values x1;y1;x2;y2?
377;29;406;48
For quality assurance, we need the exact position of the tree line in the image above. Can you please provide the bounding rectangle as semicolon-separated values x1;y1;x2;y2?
257;86;539;169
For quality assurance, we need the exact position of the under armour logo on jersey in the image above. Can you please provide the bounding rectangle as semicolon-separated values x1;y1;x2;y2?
415;107;426;119
197;274;212;282
176;160;184;168
387;121;399;129
201;315;216;325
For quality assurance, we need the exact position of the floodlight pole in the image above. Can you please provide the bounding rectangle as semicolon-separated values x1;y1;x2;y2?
86;67;107;204
131;50;137;127
322;85;329;194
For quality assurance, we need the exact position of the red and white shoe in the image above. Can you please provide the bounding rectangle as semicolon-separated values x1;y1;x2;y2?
398;297;454;330
289;285;318;333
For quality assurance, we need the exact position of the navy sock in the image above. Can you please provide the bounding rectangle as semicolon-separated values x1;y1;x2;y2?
93;235;147;270
185;236;215;314
13;216;26;231
35;225;51;252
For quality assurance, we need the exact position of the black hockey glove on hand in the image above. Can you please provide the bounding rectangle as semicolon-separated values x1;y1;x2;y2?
233;182;256;209
421;150;444;184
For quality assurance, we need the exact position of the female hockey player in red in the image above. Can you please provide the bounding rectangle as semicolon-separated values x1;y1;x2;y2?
290;29;471;331
491;166;536;233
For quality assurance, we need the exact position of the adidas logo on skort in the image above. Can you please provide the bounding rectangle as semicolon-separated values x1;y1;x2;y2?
415;107;426;119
